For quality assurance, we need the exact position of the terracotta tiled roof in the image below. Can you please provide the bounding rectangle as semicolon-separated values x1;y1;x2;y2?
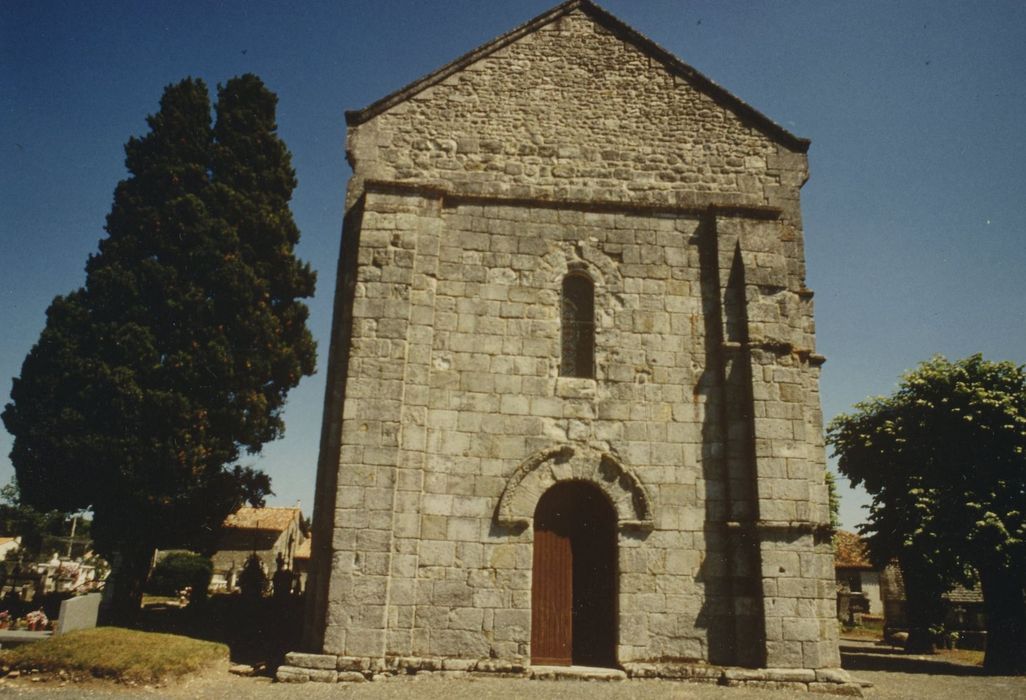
0;537;18;546
223;506;299;533
834;530;873;569
943;584;984;604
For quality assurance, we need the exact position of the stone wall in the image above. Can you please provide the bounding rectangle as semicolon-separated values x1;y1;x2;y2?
305;0;838;674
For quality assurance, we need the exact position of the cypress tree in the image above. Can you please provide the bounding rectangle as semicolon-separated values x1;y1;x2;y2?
2;76;315;621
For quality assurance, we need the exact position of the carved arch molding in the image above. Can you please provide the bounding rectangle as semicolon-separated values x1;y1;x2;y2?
496;445;654;531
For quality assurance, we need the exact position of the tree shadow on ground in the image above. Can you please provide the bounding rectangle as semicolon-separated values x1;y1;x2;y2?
841;643;987;676
133;594;303;671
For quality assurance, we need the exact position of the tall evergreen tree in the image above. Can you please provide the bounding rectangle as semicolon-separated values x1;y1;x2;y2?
2;76;315;621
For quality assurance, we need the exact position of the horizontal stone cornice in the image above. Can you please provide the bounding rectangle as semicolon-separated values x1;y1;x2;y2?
361;179;783;220
719;340;826;367
716;520;833;536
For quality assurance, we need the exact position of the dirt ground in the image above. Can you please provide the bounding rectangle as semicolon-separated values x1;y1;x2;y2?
0;633;1018;700
1;668;1024;700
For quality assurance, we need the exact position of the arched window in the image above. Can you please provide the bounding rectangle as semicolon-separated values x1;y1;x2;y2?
560;273;594;378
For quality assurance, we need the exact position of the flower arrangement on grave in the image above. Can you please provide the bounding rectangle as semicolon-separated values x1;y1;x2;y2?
24;608;47;631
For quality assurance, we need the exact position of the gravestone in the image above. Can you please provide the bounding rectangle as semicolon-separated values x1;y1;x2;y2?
56;593;101;635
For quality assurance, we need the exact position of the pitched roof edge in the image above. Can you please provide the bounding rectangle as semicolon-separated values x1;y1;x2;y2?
346;0;584;126
345;0;810;154
223;505;301;532
579;1;810;153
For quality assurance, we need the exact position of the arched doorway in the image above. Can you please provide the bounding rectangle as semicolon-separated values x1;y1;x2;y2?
531;481;617;667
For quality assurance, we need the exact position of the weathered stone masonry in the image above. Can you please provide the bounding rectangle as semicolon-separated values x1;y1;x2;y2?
294;1;851;692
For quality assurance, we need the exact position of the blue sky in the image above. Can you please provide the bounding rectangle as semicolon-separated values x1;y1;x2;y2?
2;1;1024;532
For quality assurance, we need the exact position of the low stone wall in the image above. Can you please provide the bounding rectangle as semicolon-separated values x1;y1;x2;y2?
277;652;862;695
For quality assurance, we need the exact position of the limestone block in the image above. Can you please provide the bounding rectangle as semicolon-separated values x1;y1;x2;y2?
759;500;798;521
436;659;473;671
763;596;798;618
275;666;310;683
431;629;491;657
724;668;816;682
432;580;473;607
809;682;863;696
776;577;818;599
448;607;485;631
761;551;800;578
346;628;386;657
815;668;853;683
492;609;530;641
415;606;448;629
307;669;340;683
389;579;417;605
804;639;842;668
725;680;798;691
765;640;805;668
529;666;626;681
284;652;337;670
446;517;479;541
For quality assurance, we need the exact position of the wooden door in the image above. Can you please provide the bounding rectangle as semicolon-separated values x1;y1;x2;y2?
531;491;573;665
532;481;617;667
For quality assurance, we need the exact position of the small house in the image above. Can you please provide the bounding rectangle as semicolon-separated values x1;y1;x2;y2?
210;506;304;592
834;530;882;622
879;562;987;647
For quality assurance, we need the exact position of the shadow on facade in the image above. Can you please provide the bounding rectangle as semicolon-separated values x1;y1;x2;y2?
694;216;766;667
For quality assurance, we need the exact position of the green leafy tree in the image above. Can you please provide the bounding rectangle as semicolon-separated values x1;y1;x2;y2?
828;355;1026;672
2;75;315;622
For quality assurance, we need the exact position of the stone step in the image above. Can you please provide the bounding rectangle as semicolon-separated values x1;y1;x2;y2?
529;665;627;681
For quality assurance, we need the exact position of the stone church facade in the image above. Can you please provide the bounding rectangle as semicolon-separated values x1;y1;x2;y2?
293;0;847;689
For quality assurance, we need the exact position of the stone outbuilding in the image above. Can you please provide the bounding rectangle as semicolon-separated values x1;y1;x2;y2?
834;530;882;623
296;0;846;688
879;562;987;649
210;505;303;592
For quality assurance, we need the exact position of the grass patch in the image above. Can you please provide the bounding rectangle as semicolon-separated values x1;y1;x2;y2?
0;627;228;683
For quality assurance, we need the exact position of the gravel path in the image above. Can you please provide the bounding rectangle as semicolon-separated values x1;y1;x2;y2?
1;670;1025;700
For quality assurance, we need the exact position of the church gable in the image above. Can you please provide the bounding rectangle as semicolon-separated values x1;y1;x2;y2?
346;2;808;209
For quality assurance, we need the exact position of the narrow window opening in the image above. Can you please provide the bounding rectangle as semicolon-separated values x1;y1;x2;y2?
560;273;595;378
